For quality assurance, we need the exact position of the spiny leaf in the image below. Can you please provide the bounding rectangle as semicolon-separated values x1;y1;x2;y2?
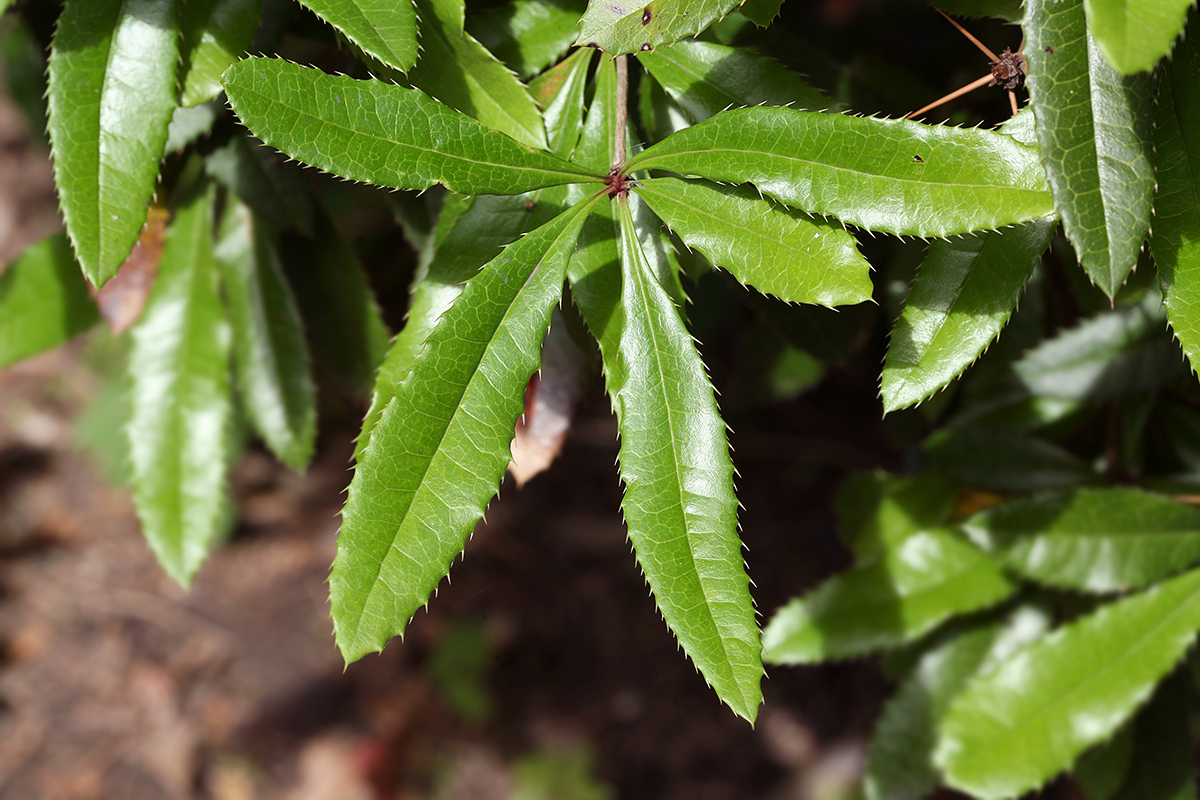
214;200;316;471
409;0;549;150
576;0;742;55
1083;0;1192;74
963;488;1200;593
127;180;233;586
635;176;872;307
331;192;602;663
935;566;1200;799
882;218;1056;412
1024;0;1154;297
48;0;181;287
761;529;1014;664
609;195;762;721
181;0;261;107
221;57;601;196
0;234;99;368
294;0;417;73
625;107;1054;238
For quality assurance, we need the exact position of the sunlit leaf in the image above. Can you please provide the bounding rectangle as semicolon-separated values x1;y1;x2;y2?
295;0;417;73
0;234;98;367
576;0;741;55
181;0;261;106
836;471;959;564
530;48;593;159
1084;0;1191;74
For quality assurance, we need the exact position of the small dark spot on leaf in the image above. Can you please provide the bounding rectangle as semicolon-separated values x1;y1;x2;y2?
524;200;535;211
642;7;652;24
586;41;600;49
1044;46;1054;53
912;155;924;163
640;42;653;51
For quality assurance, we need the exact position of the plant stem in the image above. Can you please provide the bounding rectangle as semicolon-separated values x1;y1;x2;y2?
611;55;628;174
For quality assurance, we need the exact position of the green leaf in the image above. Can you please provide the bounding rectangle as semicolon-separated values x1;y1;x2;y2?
625;107;1054;238
205;133;316;236
294;0;417;73
331;192;602;664
409;0;548;150
181;0;261;107
468;0;585;79
0;235;99;367
610;195;762;721
924;427;1097;493
165;102;220;153
530;48;593;160
576;0;740;55
835;471;959;564
638;38;827;122
1109;668;1195;800
127;180;232;586
761;529;1014;664
735;0;783;27
1152;20;1200;375
934;0;1022;21
1024;0;1154;296
635;177;871;307
935;566;1200;799
1083;0;1191;74
214;200;316;471
963;488;1200;593
881;218;1056;412
48;0;182;287
222;58;601;196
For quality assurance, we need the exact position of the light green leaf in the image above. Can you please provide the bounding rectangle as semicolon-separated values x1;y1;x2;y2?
1084;0;1191;74
935;567;1200;799
761;529;1014;664
924;427;1097;493
882;218;1056;412
0;235;98;367
963;488;1200;593
165;102;220;153
1152;18;1200;375
576;0;740;55
610;195;762;721
295;0;417;73
409;0;548;150
205;133;315;236
835;471;960;564
222;58;601;195
531;48;593;160
468;0;585;78
625;107;1054;238
215;200;316;471
635;176;871;307
1024;0;1154;296
48;0;181;287
639;38;827;122
331;193;602;664
181;0;261;107
127;180;232;586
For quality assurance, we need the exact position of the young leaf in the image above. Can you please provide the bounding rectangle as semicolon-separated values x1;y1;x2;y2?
1152;21;1200;375
1083;0;1191;74
48;0;181;287
331;192;603;664
127;180;233;586
181;0;262;107
638;39;828;122
935;566;1200;799
624;107;1055;238
761;529;1014;664
1024;0;1154;296
408;0;549;150
634;177;872;307
881;218;1056;412
576;0;741;55
924;427;1098;493
0;234;99;368
293;0;417;73
468;0;584;79
962;488;1200;593
215;200;317;471
221;58;602;196
609;196;762;721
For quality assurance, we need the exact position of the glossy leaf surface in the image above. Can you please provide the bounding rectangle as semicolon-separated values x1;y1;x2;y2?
881;218;1055;412
0;234;99;368
469;0;583;78
1024;0;1154;296
215;201;316;471
181;0;261;106
127;182;232;586
295;0;417;73
836;471;959;564
609;196;762;721
222;58;600;196
935;567;1200;799
635;177;871;307
48;0;181;286
576;0;741;55
625;107;1054;238
409;0;548;150
761;530;1014;664
1084;0;1191;74
963;489;1200;592
331;194;601;663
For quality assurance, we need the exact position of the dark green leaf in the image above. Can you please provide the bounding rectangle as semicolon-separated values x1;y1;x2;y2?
205;133;316;236
0;234;99;367
836;471;960;564
181;0;261;107
1110;668;1195;800
924;427;1097;492
294;0;417;73
934;0;1022;21
736;0;782;26
1084;0;1192;74
48;0;181;286
468;0;585;78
